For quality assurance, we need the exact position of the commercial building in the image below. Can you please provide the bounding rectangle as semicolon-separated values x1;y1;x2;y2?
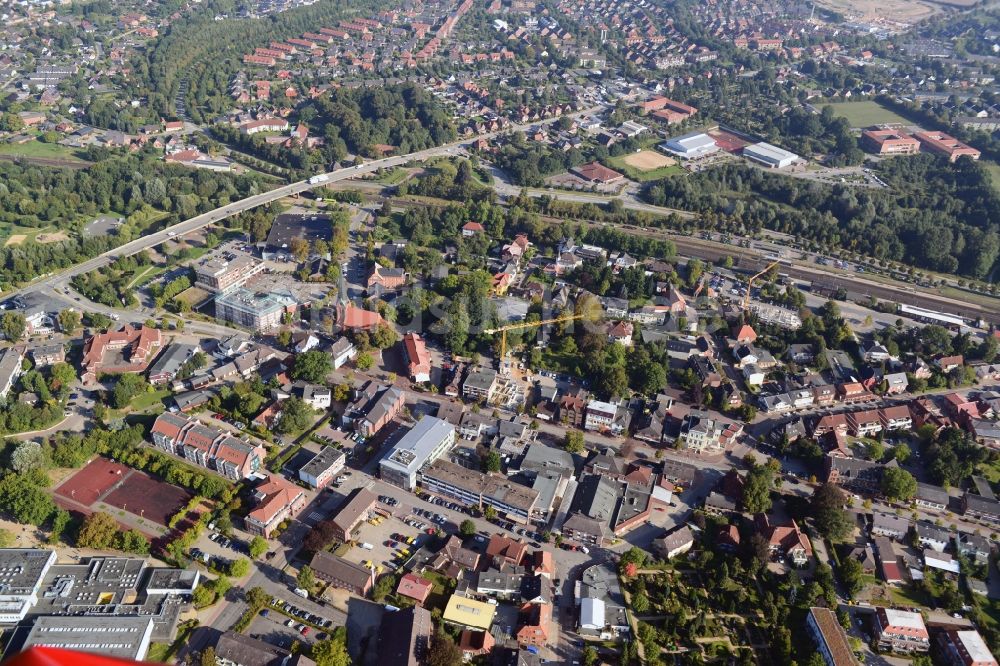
193;251;265;294
298;446;346;489
379;416;456;490
329;488;378;541
861;129;920;155
561;471;668;546
874;607;929;653
11;615;155;661
0;549;56;624
659;132;719;159
939;629;997;666
147;343;196;385
81;325;163;384
571;161;624;184
807;607;859;666
307;551;372;596
421;459;539;524
0;347;24;399
263;212;332;253
743;141;799;168
212;631;299;666
342;381;404;437
914;131;981;162
245;475;306;538
403;332;431;383
214;288;298;333
151;412;265;479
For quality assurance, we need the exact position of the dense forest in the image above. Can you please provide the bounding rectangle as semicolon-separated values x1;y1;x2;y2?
0;155;263;290
301;83;457;160
645;155;1000;278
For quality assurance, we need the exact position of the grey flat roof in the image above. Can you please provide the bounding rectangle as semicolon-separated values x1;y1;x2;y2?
18;615;154;661
381;416;454;475
301;446;345;477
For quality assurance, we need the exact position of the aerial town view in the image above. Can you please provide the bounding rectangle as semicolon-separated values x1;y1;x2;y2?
2;0;1000;664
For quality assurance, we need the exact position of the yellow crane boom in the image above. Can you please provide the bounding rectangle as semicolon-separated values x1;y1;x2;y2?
742;259;780;310
484;313;587;361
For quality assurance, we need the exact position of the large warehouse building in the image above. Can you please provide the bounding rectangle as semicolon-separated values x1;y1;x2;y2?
743;142;799;168
659;132;719;159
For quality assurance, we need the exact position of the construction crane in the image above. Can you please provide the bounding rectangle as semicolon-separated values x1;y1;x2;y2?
742;259;780;311
484;313;587;371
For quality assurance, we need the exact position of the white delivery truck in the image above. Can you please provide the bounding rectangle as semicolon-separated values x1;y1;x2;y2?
308;174;329;185
360;542;374;551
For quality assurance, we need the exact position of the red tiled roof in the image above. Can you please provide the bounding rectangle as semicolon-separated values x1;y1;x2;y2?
396;573;433;602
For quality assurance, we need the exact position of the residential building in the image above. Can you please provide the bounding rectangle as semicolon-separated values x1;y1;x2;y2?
443;594;496;630
301;384;331;410
396;573;433;605
81;325;163;384
652;526;695;560
403;333;431;383
380;417;456;490
939;630;997;666
872;512;910;540
915;522;950;552
367;264;407;291
874;607;929;653
680;409;725;453
421;459;539;524
147;343;196;385
463;367;498;402
245;475;306;538
516;603;552;648
298;446;346;489
755;514;813;566
329;488;378;541
29;344;64;368
214;288;298;333
378;606;433;666
211;632;295;666
150;413;264;479
873;536;903;584
962;494;1000;524
309;551;372;596
0;347;24;399
955;531;992;563
807;607;860;666
342;381;404;437
823;456;891;494
330;336;357;369
584;399;630;436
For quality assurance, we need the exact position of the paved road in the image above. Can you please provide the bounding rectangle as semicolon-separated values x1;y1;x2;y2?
3;105;606;306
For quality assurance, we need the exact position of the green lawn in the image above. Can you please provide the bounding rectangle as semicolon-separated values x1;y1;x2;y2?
822;101;910;128
889;584;932;609
376;167;410;185
130;389;171;413
0;223;53;246
0;140;88;162
981;160;1000;193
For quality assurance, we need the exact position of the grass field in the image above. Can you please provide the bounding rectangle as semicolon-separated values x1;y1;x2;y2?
0;140;88;162
981;160;1000;192
607;152;685;182
823;101;910;128
0;224;57;246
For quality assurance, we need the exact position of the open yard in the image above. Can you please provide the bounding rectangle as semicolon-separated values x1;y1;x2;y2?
813;0;939;22
822;101;911;128
0;140;89;165
608;151;684;181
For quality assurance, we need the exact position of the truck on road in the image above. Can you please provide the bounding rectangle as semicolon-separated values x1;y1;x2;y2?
308;174;329;185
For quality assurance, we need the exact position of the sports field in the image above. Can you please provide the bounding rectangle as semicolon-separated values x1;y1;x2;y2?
823;101;910;128
608;151;684;181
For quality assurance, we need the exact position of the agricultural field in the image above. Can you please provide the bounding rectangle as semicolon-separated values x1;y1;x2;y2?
822;101;911;128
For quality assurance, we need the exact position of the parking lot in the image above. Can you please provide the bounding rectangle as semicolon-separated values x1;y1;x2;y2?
246;598;340;652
